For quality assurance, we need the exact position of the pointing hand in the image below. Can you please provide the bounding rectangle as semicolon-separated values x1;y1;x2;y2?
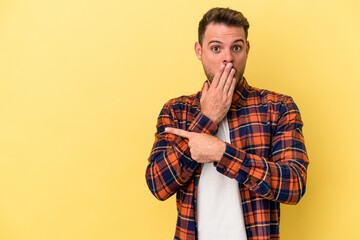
165;127;225;163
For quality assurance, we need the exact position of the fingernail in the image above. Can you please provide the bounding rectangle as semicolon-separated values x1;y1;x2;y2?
165;127;168;131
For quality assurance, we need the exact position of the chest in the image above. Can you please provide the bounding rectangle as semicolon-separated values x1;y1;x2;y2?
227;105;275;158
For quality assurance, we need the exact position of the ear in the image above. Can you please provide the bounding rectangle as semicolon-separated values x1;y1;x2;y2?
246;41;250;55
194;42;202;60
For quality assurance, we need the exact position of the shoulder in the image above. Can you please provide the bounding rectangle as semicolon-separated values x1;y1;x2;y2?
249;86;293;105
158;92;201;128
162;91;201;111
247;85;300;118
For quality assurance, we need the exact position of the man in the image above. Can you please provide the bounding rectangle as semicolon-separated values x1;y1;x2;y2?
146;7;309;240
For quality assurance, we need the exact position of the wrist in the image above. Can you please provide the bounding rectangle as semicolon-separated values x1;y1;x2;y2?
201;111;220;125
215;142;226;162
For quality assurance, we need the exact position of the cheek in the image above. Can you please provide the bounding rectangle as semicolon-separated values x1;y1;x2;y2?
203;58;217;71
234;55;247;68
203;52;222;65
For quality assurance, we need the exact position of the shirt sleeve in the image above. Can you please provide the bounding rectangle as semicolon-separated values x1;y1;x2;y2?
215;97;309;205
145;100;218;201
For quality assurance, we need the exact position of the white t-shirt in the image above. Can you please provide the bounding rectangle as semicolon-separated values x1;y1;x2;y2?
197;117;247;240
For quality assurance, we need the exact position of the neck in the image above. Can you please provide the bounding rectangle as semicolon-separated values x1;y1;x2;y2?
236;76;244;90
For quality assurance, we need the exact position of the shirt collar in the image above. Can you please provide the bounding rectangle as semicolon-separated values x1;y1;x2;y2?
232;77;252;107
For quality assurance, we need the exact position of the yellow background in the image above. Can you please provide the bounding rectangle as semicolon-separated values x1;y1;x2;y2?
1;0;359;239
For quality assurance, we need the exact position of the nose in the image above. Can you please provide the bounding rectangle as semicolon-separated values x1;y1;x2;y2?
223;49;233;64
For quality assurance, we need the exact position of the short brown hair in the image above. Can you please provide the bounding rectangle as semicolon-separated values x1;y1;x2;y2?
198;7;250;46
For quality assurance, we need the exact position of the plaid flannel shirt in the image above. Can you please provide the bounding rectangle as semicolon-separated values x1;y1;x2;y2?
146;78;309;240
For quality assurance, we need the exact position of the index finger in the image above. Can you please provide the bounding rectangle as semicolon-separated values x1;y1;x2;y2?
218;63;234;90
165;127;191;139
210;64;225;88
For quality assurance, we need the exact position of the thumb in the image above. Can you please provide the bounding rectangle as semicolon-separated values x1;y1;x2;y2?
201;81;209;99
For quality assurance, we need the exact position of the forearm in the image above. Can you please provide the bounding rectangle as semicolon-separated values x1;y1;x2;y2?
146;102;218;200
216;142;308;204
146;135;199;200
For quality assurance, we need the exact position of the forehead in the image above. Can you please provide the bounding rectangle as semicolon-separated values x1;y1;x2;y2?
203;23;246;43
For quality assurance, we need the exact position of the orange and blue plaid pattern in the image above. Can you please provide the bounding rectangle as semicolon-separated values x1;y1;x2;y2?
146;78;309;240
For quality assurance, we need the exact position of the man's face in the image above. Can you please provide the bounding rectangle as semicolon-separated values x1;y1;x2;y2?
195;22;250;85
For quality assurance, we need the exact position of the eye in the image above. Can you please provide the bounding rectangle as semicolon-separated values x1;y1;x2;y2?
211;46;220;52
233;45;242;51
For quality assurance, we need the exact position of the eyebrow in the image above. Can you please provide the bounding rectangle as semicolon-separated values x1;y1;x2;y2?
208;39;245;45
